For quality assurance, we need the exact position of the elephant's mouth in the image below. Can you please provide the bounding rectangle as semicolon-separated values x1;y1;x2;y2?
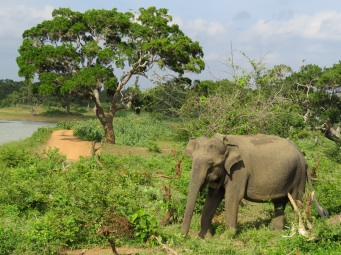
208;181;221;189
200;179;222;191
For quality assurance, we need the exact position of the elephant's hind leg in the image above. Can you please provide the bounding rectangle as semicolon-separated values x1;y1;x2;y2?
272;201;287;230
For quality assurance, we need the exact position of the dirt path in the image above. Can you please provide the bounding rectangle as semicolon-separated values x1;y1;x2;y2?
45;130;92;161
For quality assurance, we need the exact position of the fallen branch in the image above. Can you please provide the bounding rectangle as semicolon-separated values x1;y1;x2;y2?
288;193;309;237
91;139;105;156
172;149;183;178
287;193;315;240
156;150;182;226
151;235;179;255
95;156;106;170
160;181;175;226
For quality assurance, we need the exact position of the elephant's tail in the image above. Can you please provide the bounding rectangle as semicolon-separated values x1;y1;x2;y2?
306;166;329;218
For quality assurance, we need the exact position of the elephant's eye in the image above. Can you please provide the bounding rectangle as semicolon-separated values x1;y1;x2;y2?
208;161;214;167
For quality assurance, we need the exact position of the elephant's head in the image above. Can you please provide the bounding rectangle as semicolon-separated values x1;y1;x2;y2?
181;134;241;235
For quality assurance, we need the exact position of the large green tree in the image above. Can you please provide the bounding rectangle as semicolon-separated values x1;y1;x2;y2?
288;64;341;129
17;7;204;143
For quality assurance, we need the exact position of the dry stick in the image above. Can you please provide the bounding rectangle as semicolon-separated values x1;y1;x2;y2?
108;239;120;255
160;181;174;226
158;150;183;226
95;156;106;170
152;235;179;255
303;191;314;230
172;149;182;178
287;193;309;237
91;140;107;170
91;140;105;155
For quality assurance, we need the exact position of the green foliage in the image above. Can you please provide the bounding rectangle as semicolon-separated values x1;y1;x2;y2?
57;113;174;146
0;117;340;254
0;145;190;254
0;79;27;107
0;126;52;167
147;142;162;153
178;80;308;139
142;77;193;116
130;208;158;243
277;221;341;255
325;140;341;163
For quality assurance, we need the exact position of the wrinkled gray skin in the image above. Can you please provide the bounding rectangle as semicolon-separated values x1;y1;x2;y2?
181;133;328;238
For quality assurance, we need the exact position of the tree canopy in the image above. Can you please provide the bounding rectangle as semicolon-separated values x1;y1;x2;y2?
17;7;204;143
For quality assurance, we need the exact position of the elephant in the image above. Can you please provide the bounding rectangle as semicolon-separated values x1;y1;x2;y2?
181;133;328;238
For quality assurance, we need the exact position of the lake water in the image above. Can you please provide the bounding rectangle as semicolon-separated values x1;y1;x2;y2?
0;120;55;145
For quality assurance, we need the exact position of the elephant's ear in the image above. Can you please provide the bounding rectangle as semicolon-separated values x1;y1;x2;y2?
214;133;227;142
224;145;241;175
214;133;241;174
184;138;197;158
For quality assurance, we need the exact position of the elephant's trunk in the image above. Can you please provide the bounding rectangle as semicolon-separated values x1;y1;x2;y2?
181;163;206;235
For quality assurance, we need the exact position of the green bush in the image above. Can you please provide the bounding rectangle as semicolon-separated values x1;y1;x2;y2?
147;142;162;153
325;140;341;163
57;113;174;146
130;208;158;242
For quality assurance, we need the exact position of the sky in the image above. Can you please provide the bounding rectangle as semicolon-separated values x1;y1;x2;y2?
2;0;341;88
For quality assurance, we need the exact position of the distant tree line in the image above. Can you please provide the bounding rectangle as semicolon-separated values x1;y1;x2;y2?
2;58;340;142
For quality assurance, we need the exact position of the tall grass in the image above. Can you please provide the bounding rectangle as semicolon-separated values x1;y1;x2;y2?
56;112;174;146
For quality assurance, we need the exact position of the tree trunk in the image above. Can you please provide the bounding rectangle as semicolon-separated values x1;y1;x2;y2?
91;88;116;144
104;121;115;144
63;93;72;114
66;102;71;114
96;106;115;144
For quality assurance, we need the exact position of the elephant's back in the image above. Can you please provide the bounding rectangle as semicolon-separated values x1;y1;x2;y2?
226;134;306;174
227;135;307;201
226;134;297;152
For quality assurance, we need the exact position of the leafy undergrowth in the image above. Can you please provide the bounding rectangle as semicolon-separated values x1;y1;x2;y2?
0;120;340;255
56;112;174;146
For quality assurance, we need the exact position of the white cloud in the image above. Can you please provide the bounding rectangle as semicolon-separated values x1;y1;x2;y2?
0;4;53;37
171;16;183;27
239;11;341;42
187;18;225;36
172;16;225;38
25;5;54;20
204;51;222;62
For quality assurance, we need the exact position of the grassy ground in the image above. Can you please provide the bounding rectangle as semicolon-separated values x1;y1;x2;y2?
0;107;340;255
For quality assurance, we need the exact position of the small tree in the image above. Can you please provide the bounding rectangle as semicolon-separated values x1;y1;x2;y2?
17;7;204;143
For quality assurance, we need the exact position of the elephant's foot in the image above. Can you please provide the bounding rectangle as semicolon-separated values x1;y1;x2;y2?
198;229;212;239
219;228;236;239
272;202;286;230
272;215;285;230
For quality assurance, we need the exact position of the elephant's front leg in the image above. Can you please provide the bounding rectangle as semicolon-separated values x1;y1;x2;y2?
224;180;246;229
224;192;241;229
199;187;224;238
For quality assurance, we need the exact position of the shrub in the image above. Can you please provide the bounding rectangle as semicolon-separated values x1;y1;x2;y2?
130;208;158;243
147;142;162;153
57;113;174;146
